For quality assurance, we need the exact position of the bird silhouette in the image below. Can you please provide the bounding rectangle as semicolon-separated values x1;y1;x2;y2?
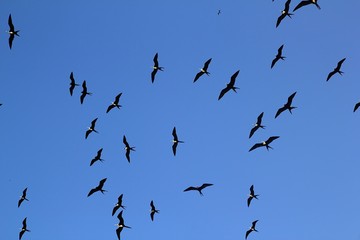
90;148;104;166
112;194;126;216
151;53;164;83
150;200;160;221
69;72;79;96
172;127;184;156
245;220;258;239
87;178;107;197
354;102;360;112
275;92;297;118
80;80;92;104
85;118;99;139
7;14;20;49
247;185;259;207
326;58;346;81
106;93;122;113
116;210;131;240
194;58;212;82
249;136;280;152
19;217;30;240
271;44;285;68
184;183;213;196
218;70;240;100
276;0;293;28
18;188;29;208
249;112;265;138
293;0;320;11
123;135;135;163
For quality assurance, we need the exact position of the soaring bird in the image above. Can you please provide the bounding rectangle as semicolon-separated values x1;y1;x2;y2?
69;72;79;96
293;0;321;11
116;210;131;240
123;135;135;163
106;93;122;113
151;53;164;83
275;92;297;118
112;194;126;216
150;200;160;221
194;58;212;82
218;70;240;100
276;0;293;28
87;178;107;197
354;102;360;112
249;136;280;152
245;220;259;239
184;183;213;196
19;217;30;240
18;188;29;208
172;127;184;156
7;14;20;49
90;148;104;166
249;112;265;139
247;185;259;207
80;80;92;104
85;118;99;139
271;44;285;68
326;58;346;81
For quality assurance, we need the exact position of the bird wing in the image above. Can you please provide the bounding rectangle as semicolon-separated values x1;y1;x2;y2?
8;34;14;49
275;106;286;118
203;58;212;70
118;194;123;201
354;102;360;112
82;80;87;90
267;136;280;144
19;230;25;240
87;187;97;197
116;227;122;240
293;0;310;11
106;104;115;113
252;220;259;227
123;135;129;147
193;71;204;82
200;183;213;190
336;58;346;69
271;56;279;68
276;14;286;28
99;178;107;188
257;112;264;124
90;158;96;166
80;92;86;104
91;118;98;128
172;127;178;140
229;70;240;86
150;200;155;209
250;185;254;195
18;198;24;207
284;0;291;11
125;149;131;163
247;196;253;207
112;205;120;216
249;143;263;152
287;92;297;103
8;14;15;31
249;126;258;139
151;211;155;221
114;93;122;103
151;69;157;83
183;186;197;192
85;129;91;139
153;53;159;67
245;229;252;239
277;45;284;55
69;85;75;96
117;210;124;222
218;86;230;100
326;70;336;81
172;142;178;156
97;148;103;156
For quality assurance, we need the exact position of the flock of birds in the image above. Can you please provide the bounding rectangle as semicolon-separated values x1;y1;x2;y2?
3;0;359;239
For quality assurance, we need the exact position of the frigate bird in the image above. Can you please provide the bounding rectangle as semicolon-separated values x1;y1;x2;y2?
293;0;320;11
245;220;258;239
123;135;135;163
275;92;297;118
7;14;20;49
85;118;99;139
354;102;360;112
172;127;184;156
80;80;92;104
106;93;122;113
249;112;265;138
19;217;30;240
276;0;293;28
18;188;29;208
218;70;240;100
150;200;160;221
112;194;126;216
194;58;212;82
249;136;280;152
327;58;346;81
271;44;285;68
90;148;104;166
151;53;164;83
184;183;213;195
116;210;131;240
247;185;259;207
69;72;79;96
87;178;107;197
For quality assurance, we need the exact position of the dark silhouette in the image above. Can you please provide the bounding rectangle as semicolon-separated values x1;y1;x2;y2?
69;72;79;96
275;92;297;118
247;185;259;207
354;102;360;112
172;127;184;156
7;14;19;49
106;93;122;113
123;135;135;163
80;80;92;104
116;210;131;240
327;58;346;81
19;217;30;240
87;178;107;197
90;148;104;166
85;118;99;139
249;136;280;152
18;188;29;208
293;0;321;11
184;183;213;195
245;220;258;239
150;200;160;221
249;112;265;138
218;70;240;100
194;58;212;82
112;194;126;216
276;0;293;28
151;53;164;83
271;44;285;68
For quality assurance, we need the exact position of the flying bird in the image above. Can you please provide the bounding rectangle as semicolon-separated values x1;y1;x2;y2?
19;217;30;240
184;183;213;196
151;53;164;83
112;194;126;216
293;0;321;11
123;135;135;163
150;200;160;221
7;14;20;49
249;136;280;152
275;92;297;118
271;44;285;68
247;185;259;207
218;70;240;100
217;10;221;15
18;188;29;208
172;127;184;156
354;101;360;112
326;58;346;81
106;93;122;113
85;118;99;139
116;210;131;240
80;80;92;104
249;112;265;138
276;0;293;28
90;148;104;166
87;178;107;197
245;220;258;239
69;72;79;96
193;58;212;82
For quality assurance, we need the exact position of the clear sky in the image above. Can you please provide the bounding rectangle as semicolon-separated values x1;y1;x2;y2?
1;1;360;240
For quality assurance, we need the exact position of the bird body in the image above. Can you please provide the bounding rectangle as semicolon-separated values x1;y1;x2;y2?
87;178;107;197
275;92;297;118
249;136;280;152
7;14;20;49
271;45;285;68
218;70;240;100
327;58;346;81
184;183;213;195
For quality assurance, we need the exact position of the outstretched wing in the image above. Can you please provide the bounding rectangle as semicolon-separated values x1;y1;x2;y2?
8;14;15;31
218;86;230;100
151;68;158;83
87;187;97;197
193;71;204;82
106;104;115;113
249;125;258;139
249;143;263;152
276;14;286;28
199;183;213;190
293;0;310;11
354;102;360;112
275;106;286;118
183;186;197;192
267;136;280;144
229;70;240;86
8;34;14;49
247;196;253;207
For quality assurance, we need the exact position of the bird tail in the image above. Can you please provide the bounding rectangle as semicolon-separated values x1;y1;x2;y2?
266;145;273;151
339;70;344;75
289;106;297;114
100;189;107;194
158;67;164;71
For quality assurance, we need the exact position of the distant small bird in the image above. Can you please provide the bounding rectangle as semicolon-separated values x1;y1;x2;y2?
69;72;79;96
87;178;107;197
184;183;213;196
293;0;320;11
80;80;92;104
19;217;30;240
112;194;126;216
150;200;160;221
18;188;29;208
354;101;360;112
271;44;285;68
90;148;104;166
194;58;212;82
247;185;259;207
249;112;265;139
106;93;122;113
275;92;297;118
116;210;131;240
217;10;221;15
85;118;99;139
326;58;346;81
218;70;240;100
7;14;20;49
276;0;293;28
245;220;259;239
123;135;135;163
151;53;164;83
249;136;280;152
172;127;184;156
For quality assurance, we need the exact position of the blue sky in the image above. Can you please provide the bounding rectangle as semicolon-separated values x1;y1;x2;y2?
1;1;360;239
